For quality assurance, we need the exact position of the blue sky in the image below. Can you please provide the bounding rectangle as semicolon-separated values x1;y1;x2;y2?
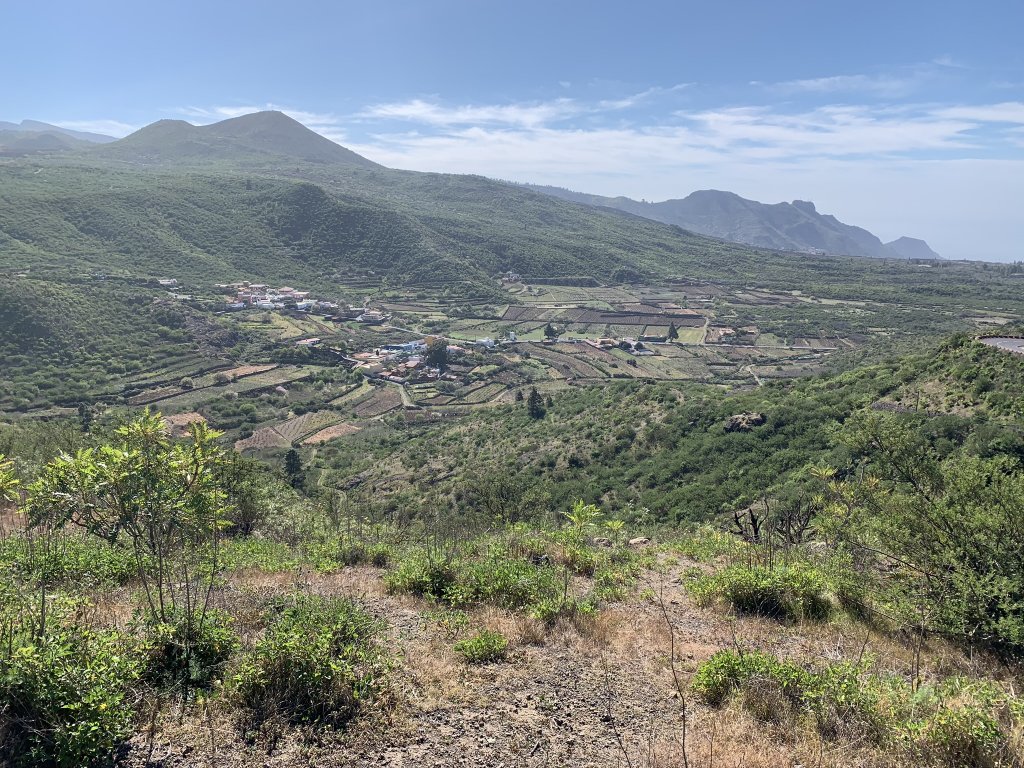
4;0;1023;260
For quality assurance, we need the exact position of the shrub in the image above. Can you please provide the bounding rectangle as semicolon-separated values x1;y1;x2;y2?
219;537;299;573
688;563;832;621
384;550;460;599
142;607;238;689
693;652;1024;756
232;595;388;730
0;628;143;768
305;537;392;572
454;629;509;664
899;679;1023;767
387;536;604;624
0;533;140;587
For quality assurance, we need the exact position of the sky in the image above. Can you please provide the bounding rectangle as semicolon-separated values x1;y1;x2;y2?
4;0;1023;261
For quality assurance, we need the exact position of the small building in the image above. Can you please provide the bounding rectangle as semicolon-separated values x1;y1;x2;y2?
357;310;387;324
296;337;321;347
157;278;178;287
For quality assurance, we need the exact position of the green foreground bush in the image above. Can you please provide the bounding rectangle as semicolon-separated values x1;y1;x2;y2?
688;563;832;621
232;595;389;731
693;650;1024;766
454;629;509;664
0;628;143;768
384;538;600;623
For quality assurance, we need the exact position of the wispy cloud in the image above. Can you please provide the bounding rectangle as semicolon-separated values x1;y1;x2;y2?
931;101;1024;123
359;85;693;130
772;73;917;97
358;98;582;128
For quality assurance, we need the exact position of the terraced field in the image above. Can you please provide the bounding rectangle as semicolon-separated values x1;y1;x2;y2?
275;410;343;443
301;422;361;445
350;386;403;418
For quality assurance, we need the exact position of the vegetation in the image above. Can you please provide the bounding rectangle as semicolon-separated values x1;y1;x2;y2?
454;629;509;664
232;595;388;732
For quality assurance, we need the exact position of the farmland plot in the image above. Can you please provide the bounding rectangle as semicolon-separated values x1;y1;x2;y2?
275;410;343;443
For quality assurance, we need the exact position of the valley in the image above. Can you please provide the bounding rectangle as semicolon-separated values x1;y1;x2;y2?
2;110;1024;768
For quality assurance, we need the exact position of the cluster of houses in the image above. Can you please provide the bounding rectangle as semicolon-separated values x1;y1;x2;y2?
587;337;656;355
347;337;469;385
215;282;340;313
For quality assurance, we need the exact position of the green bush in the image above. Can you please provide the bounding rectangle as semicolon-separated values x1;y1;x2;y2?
898;679;1023;767
386;538;601;624
232;595;388;730
688;563;832;621
0;628;143;768
142;607;238;689
454;629;509;664
219;537;299;573
0;534;140;586
692;650;877;737
304;537;392;572
694;652;1023;757
384;550;460;599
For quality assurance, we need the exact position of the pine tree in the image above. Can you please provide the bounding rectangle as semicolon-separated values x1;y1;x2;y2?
527;387;545;419
284;449;303;488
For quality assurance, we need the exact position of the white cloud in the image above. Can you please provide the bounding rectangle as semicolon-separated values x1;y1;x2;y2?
359;86;693;130
773;73;916;97
931;102;1024;123
344;98;1024;261
358;98;582;128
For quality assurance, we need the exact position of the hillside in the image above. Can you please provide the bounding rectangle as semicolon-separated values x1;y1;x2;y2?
530;185;939;259
2;333;1023;766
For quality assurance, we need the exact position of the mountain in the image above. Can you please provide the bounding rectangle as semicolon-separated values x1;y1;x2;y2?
3;111;972;306
94;111;380;168
0;130;88;155
0;119;117;156
0;119;116;143
884;236;942;260
529;186;938;260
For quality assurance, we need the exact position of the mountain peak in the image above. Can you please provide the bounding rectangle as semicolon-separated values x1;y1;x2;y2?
99;111;380;169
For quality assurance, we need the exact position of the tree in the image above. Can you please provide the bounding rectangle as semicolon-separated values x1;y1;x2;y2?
77;402;93;433
284;448;304;488
822;411;1024;650
668;322;679;340
527;387;545;419
425;338;449;370
26;413;231;674
543;323;558;340
515;390;524;402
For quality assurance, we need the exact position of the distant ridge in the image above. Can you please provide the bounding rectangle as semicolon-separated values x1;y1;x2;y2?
885;236;942;260
0;119;116;144
0;119;116;156
96;110;380;168
529;185;940;260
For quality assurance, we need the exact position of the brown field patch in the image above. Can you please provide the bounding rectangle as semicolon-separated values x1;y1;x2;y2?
302;423;362;444
163;411;207;436
233;426;289;452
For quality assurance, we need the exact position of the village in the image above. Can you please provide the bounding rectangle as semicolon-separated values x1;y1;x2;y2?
114;275;849;455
